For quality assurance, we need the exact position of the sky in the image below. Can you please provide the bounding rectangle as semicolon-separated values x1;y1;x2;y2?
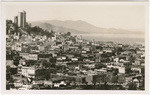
5;2;146;31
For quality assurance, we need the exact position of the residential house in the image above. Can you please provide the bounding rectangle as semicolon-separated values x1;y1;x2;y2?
21;66;35;78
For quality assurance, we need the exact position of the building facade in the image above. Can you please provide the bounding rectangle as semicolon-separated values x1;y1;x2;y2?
18;11;26;28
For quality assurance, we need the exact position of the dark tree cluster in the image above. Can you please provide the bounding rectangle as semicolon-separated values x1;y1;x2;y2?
26;26;55;38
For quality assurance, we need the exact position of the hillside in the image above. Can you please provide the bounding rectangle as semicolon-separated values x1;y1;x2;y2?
30;20;144;35
30;21;86;34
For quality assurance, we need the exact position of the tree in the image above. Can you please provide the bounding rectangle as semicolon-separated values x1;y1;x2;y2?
42;60;49;68
13;60;19;66
128;55;135;63
32;84;40;90
112;68;118;75
103;82;109;90
95;63;106;69
128;82;137;90
66;32;71;36
115;47;123;55
111;76;118;83
45;69;51;80
6;66;11;81
49;57;56;67
125;66;132;74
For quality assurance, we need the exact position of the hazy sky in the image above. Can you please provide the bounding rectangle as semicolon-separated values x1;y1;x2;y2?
5;2;146;31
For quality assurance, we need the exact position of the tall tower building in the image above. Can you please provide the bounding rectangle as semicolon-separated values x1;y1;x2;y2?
23;10;26;28
18;12;24;27
14;16;18;26
18;11;26;28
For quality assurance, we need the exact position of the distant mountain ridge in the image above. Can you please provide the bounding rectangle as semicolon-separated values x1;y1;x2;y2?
30;21;86;34
30;20;144;35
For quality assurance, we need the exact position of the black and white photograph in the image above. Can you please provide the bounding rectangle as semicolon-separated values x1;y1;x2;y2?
1;1;149;94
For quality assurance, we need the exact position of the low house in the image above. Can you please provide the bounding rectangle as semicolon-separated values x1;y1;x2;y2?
103;47;114;53
21;66;35;78
83;47;90;51
28;53;38;60
11;43;22;52
82;50;87;54
9;65;18;75
85;74;94;85
103;50;112;53
12;75;28;88
44;80;53;87
19;59;26;66
30;46;39;53
131;67;141;73
107;65;125;74
20;53;29;60
38;54;52;62
59;81;67;86
95;68;107;74
93;73;106;84
22;44;30;53
13;80;23;88
134;59;141;65
114;58;119;62
6;60;14;66
74;75;86;85
117;74;125;83
38;45;45;52
133;78;140;88
118;66;125;74
121;51;132;55
71;58;78;61
84;64;95;69
125;76;133;83
136;50;144;55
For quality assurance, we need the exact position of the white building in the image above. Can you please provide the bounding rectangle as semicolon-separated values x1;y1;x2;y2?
107;65;125;74
6;60;14;66
118;66;125;74
18;11;26;28
11;43;22;51
21;66;35;78
20;53;38;60
71;58;78;61
20;53;29;60
131;67;141;73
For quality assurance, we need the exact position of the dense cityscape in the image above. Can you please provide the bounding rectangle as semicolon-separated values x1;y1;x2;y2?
6;11;145;90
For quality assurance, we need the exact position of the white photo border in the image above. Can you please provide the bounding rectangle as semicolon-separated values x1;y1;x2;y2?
1;1;149;94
